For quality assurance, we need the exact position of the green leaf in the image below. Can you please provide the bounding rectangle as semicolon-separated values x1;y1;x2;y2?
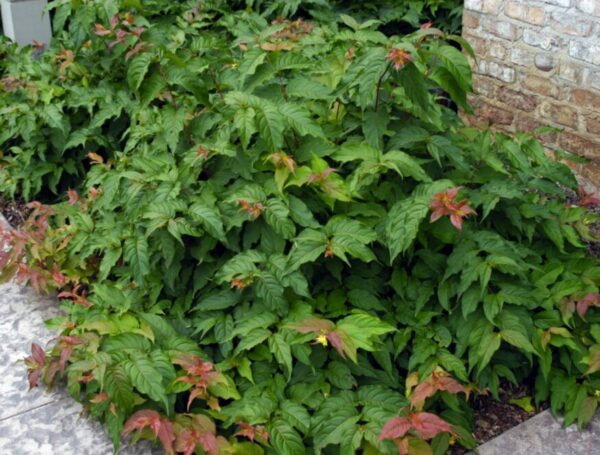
189;202;225;240
238;48;267;80
433;45;472;92
312;395;360;450
255;272;285;311
139;69;166;106
326;361;357;389
363;110;389;150
337;312;395;352
256;101;284;151
287;76;332;100
264;199;296;239
382;151;431;182
332;142;380;163
234;328;271;354
234;106;257;150
269;334;293;378
195;290;240;311
477;330;501;375
127;53;154;92
269;418;304;455
162;105;186;153
287;229;327;271
385;195;430;262
327;216;377;264
280;400;311;433
123;235;150;285
105;365;134;414
279;103;324;138
122;356;168;410
396;63;433;119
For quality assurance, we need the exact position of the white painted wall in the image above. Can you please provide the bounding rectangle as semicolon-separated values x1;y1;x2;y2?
1;0;52;46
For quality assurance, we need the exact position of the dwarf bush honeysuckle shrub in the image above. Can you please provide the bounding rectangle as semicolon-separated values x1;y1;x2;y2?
1;0;600;454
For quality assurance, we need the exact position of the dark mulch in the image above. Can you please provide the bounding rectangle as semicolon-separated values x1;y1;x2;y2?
0;195;30;229
451;382;547;454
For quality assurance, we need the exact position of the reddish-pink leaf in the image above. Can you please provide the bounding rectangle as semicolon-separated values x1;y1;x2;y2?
577;301;589;319
175;429;197;455
110;14;119;28
395;437;410;455
157;418;175;455
234;421;267;443
54;336;84;372
235;421;257;441
409;381;436;408
125;42;146;61
379;416;411;441
578;185;600;207
44;360;61;385
386;48;412;71
123;409;162;437
94;24;112;36
326;330;346;358
90;392;109;404
430;188;475;231
198;432;219;455
409;412;453;440
437;375;466;395
576;293;600;319
67;189;80;205
51;263;67;287
189;414;216;434
31;343;46;365
187;386;207;411
27;369;42;389
307;167;336;184
286;317;334;334
449;213;463;230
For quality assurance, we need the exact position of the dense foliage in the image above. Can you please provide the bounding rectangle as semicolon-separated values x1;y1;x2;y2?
1;1;600;454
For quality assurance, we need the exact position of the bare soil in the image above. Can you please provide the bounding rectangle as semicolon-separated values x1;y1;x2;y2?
0;195;30;228
451;382;547;453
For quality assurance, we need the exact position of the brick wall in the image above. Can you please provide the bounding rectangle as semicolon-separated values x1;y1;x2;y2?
462;0;600;186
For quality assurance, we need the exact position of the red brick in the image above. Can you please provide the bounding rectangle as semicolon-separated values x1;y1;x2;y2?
505;2;545;26
558;131;600;160
463;11;480;29
580;161;600;187
540;102;579;128
463;33;487;56
498;87;537;112
522;75;559;98
472;75;497;98
485;19;520;41
586;117;600;135
469;98;514;126
571;89;600;110
550;12;594;37
515;115;557;144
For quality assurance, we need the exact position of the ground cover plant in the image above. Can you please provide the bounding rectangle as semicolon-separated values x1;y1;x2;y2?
1;1;600;454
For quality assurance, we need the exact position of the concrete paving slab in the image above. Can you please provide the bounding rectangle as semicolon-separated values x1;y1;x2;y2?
0;283;63;420
0;397;159;454
473;408;600;454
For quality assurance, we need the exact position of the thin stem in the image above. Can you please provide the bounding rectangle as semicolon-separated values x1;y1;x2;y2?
374;62;393;112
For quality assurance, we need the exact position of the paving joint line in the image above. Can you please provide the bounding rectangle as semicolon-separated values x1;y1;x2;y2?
0;399;60;423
